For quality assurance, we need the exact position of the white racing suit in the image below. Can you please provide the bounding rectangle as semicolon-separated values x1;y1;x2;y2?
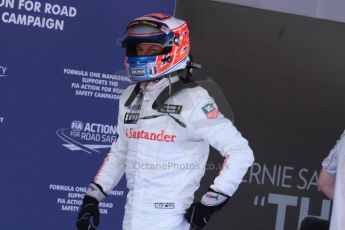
322;130;345;230
94;76;254;230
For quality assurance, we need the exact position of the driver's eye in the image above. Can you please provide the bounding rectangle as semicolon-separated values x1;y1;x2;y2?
136;45;162;56
150;48;160;53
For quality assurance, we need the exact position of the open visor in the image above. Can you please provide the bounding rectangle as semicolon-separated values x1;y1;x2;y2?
123;35;174;57
122;20;175;56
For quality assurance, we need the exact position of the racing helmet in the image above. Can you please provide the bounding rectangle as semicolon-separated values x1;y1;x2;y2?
122;13;191;82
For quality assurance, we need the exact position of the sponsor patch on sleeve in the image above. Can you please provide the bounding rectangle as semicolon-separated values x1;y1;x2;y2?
202;103;219;119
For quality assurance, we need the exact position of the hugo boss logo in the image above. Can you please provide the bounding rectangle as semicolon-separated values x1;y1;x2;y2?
131;68;145;76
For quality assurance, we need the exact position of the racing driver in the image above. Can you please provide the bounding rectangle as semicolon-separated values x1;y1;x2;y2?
76;13;254;230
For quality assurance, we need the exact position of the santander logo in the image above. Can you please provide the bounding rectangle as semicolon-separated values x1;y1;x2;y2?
126;128;176;143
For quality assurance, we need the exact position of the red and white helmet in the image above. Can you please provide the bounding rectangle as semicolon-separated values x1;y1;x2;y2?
122;13;191;82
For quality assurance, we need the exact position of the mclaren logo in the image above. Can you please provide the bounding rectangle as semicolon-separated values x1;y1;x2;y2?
56;120;117;154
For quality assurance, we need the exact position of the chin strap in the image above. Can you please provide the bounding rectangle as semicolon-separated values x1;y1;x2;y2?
124;83;141;107
184;54;202;82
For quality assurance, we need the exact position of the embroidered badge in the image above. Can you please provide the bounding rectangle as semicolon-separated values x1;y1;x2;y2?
124;113;140;124
202;103;219;119
158;104;183;114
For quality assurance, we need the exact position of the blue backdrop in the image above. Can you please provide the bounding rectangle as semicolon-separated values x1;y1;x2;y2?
0;1;175;229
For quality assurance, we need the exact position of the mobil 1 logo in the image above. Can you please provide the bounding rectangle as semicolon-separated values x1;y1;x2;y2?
124;113;139;124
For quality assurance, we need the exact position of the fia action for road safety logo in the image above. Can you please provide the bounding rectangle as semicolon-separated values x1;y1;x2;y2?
56;120;117;154
202;103;219;119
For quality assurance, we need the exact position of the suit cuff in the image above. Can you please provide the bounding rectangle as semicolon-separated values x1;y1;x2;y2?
85;182;107;201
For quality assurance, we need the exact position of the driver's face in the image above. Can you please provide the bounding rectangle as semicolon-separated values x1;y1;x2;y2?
136;43;163;56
